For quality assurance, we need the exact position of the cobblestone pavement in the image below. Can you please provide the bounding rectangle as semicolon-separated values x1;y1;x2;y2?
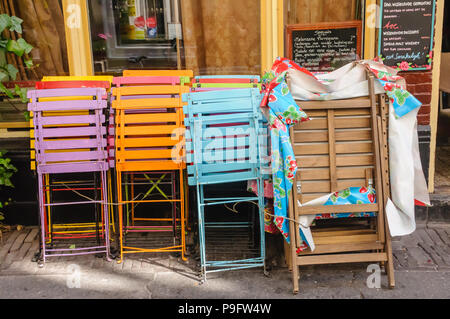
0;222;449;299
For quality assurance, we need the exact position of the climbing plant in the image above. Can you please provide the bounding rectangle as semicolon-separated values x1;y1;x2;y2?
0;150;17;223
0;14;32;223
0;13;33;115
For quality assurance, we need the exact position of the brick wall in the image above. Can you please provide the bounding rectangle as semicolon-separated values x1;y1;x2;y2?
401;71;433;126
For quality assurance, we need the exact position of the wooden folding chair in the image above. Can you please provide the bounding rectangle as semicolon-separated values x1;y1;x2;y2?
287;74;395;293
112;76;189;262
183;88;268;282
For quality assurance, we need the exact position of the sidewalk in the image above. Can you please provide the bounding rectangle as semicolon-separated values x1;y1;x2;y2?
0;222;449;299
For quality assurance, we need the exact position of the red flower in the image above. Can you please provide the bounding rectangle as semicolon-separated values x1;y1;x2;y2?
359;187;367;193
368;193;375;203
399;61;410;71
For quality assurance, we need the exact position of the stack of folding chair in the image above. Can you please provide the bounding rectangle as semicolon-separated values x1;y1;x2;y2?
287;74;395;293
111;72;191;262
28;84;110;263
183;86;269;282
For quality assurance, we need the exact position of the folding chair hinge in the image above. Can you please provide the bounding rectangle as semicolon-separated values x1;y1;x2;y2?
296;181;302;194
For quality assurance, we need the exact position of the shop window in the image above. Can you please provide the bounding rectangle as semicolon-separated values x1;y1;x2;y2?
88;0;261;75
15;0;69;79
285;0;362;24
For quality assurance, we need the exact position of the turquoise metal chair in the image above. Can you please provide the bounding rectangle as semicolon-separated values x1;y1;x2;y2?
183;88;268;282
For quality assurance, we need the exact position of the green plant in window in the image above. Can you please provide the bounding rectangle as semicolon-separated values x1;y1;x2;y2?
0;14;31;228
0;150;17;224
0;13;33;113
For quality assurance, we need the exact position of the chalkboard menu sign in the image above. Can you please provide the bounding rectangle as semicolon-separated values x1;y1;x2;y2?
378;0;436;71
286;21;362;72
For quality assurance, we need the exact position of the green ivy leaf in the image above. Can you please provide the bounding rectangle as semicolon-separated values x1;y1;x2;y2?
14;85;27;103
9;16;23;34
24;59;33;68
17;38;32;55
0;39;8;49
6;39;23;57
0;14;11;34
0;68;9;82
6;64;18;81
0;82;13;98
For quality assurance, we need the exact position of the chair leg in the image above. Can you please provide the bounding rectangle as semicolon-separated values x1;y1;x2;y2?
117;171;124;264
102;170;111;261
179;169;187;261
197;185;207;282
37;172;47;264
284;240;292;271
385;227;395;288
291;244;299;295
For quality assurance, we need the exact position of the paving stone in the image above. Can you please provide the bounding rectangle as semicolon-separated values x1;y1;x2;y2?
24;241;40;262
417;243;447;268
112;259;124;272
406;246;436;270
131;258;142;271
24;228;39;243
434;228;450;243
0;230;21;261
416;228;435;246
393;250;408;269
399;231;421;248
121;259;133;272
425;228;445;245
9;230;30;253
13;243;32;262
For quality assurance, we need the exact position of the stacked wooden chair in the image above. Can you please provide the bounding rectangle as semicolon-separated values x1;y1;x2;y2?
28;84;111;263
112;74;190;262
287;74;395;293
183;87;268;282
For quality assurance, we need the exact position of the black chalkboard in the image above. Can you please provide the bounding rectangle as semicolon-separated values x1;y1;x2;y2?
286;21;362;72
378;0;436;71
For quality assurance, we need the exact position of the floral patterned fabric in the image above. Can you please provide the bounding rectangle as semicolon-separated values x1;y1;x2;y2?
296;186;378;253
363;58;422;118
260;57;310;242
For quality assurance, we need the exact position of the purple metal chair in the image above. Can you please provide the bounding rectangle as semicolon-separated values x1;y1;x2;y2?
28;87;110;263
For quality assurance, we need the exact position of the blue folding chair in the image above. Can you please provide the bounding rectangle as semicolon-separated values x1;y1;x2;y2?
183;88;269;282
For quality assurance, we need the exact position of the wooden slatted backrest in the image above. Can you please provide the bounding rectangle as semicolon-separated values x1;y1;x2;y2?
28;87;108;172
183;88;267;185
293;99;376;203
112;76;189;172
290;76;385;217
